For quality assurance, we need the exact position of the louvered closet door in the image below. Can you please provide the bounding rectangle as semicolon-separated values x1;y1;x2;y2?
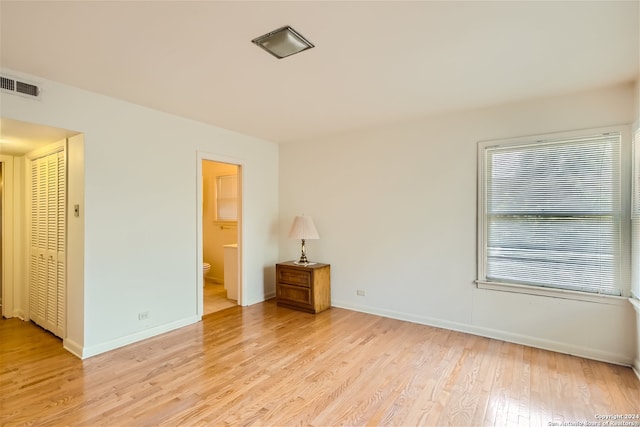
55;151;66;336
29;150;66;338
29;157;46;327
44;153;60;334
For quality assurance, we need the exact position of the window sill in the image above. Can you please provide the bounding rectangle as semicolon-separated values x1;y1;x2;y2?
475;280;628;306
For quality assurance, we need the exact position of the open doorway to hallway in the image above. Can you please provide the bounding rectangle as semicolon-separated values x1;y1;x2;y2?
0;118;83;347
201;159;240;316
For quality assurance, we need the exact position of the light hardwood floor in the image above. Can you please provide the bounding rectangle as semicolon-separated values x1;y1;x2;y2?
2;301;639;426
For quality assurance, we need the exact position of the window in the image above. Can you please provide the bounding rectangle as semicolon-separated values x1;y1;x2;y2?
477;130;626;297
216;175;237;221
632;129;640;299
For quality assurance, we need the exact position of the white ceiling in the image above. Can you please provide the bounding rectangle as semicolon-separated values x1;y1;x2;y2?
0;1;638;146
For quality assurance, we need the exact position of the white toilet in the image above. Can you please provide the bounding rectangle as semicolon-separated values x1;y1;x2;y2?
203;262;211;284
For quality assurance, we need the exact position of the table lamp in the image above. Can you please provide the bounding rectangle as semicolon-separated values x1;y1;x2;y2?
288;215;319;264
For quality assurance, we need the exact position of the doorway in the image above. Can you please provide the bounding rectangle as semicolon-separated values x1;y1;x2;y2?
198;155;242;316
0;118;82;340
1;162;3;314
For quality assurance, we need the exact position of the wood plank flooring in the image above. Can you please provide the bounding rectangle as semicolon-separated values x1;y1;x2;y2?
1;300;639;426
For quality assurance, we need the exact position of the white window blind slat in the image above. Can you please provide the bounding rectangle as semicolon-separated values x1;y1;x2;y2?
482;133;622;296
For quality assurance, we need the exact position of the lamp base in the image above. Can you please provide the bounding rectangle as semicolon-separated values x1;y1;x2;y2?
297;239;310;265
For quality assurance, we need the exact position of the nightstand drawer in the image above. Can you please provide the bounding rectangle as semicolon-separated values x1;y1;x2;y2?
278;268;311;287
277;283;311;305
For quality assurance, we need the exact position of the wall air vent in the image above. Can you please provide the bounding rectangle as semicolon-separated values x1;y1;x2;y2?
1;76;15;91
0;74;40;99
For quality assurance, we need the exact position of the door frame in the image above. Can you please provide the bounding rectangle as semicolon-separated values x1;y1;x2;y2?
196;151;243;316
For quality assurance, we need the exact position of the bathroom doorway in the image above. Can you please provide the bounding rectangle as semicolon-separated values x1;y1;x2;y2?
199;157;241;316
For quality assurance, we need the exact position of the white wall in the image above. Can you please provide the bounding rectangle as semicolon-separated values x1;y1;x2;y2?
632;75;640;376
0;68;279;358
636;78;640;131
66;134;85;352
280;82;637;365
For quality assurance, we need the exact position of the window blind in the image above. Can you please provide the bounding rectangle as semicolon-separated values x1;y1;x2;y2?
216;175;238;221
484;133;622;296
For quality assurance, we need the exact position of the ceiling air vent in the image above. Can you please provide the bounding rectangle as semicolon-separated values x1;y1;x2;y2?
0;74;40;99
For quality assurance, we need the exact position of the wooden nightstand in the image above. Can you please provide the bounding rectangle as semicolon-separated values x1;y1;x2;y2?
276;262;331;314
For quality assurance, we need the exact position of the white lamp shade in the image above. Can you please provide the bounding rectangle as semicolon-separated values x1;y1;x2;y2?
288;216;319;240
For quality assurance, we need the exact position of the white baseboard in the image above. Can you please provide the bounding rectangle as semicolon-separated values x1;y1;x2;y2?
331;299;634;367
63;338;83;358
633;358;640;382
241;293;274;307
79;316;200;359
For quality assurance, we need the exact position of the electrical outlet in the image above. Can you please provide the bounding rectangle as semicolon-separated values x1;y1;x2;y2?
138;311;149;320
356;290;365;296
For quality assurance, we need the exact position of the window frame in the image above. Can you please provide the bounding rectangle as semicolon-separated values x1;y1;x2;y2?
476;126;631;305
